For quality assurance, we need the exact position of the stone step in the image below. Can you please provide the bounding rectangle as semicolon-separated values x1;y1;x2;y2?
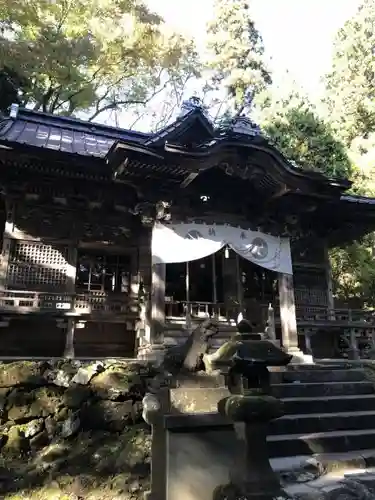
271;449;375;490
270;448;375;474
267;428;375;458
285;363;352;372
282;368;366;384
282;394;375;415
270;410;375;436
272;381;374;399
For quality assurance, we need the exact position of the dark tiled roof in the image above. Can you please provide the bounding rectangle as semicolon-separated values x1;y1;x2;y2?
0;108;151;158
145;108;214;146
340;195;375;205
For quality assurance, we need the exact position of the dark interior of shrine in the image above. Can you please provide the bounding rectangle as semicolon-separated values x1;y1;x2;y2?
165;249;277;310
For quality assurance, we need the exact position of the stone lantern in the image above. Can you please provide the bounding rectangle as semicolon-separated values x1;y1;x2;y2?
204;325;292;499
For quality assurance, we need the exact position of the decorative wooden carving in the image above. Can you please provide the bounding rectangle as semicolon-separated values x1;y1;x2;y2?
11;200;137;244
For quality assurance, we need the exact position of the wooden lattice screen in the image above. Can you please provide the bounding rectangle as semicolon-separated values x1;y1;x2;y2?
7;240;69;290
294;267;328;307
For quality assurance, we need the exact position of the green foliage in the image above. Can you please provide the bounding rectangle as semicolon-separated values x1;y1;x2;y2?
330;235;375;306
324;0;375;146
206;0;271;116
259;89;353;179
0;67;28;113
0;0;199;120
322;0;375;305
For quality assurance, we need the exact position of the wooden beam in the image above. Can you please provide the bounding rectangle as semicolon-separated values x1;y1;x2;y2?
180;172;199;188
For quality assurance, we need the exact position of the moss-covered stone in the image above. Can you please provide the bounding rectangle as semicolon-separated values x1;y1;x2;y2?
71;362;104;385
6;386;64;422
17;418;44;438
0;361;45;388
63;385;92;408
0;359;153;499
2;426;29;457
81;400;135;431
90;367;141;400
29;429;50;451
45;408;80;439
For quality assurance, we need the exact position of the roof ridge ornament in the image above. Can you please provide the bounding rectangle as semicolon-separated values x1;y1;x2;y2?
229;114;262;137
178;96;211;121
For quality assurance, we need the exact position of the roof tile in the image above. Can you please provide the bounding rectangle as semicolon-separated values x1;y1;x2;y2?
0;108;151;158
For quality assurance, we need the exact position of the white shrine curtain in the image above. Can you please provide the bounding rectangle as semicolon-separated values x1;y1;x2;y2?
151;222;293;275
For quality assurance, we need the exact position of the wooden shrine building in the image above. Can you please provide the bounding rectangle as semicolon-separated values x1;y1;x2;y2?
0;98;375;359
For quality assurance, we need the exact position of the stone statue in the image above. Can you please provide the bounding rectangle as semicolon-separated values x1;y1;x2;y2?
162;318;219;375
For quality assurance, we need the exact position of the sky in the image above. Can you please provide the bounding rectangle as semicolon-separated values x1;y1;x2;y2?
146;0;361;98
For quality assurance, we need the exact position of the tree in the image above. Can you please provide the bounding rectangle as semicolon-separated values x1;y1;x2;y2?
258;87;353;179
0;0;200;122
324;0;375;147
0;67;29;113
322;0;375;307
330;235;375;307
205;0;271;119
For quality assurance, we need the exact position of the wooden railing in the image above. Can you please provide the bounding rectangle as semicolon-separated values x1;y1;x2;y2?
295;306;375;325
0;290;138;316
165;300;239;324
1;290;375;328
165;300;375;327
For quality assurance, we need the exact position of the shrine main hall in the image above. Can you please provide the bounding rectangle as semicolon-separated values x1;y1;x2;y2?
0;98;374;360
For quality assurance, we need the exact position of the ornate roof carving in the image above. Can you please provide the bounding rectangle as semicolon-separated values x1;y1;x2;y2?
178;96;207;118
228;115;262;137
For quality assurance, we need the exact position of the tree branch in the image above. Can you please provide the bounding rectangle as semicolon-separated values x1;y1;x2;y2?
53;67;103;112
88;99;147;121
88;72;174;122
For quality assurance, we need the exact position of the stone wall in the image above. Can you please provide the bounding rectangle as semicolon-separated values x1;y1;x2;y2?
0;359;155;500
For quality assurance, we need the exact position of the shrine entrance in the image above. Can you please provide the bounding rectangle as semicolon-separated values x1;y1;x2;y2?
164;247;277;327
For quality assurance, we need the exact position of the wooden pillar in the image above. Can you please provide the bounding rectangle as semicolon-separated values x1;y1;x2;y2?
349;329;360;360
278;273;300;354
0;234;11;290
235;253;244;313
265;303;277;342
212;254;217;304
151;262;166;344
324;244;335;319
304;330;313;356
222;249;240;318
0;203;15;290
64;318;75;358
185;261;191;329
136;229;152;353
66;246;78;293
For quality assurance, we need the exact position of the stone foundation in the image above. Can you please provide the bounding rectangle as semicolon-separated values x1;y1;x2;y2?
0;359;155;499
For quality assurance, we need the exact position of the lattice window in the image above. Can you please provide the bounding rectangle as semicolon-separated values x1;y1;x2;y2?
76;250;131;293
7;240;69;289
